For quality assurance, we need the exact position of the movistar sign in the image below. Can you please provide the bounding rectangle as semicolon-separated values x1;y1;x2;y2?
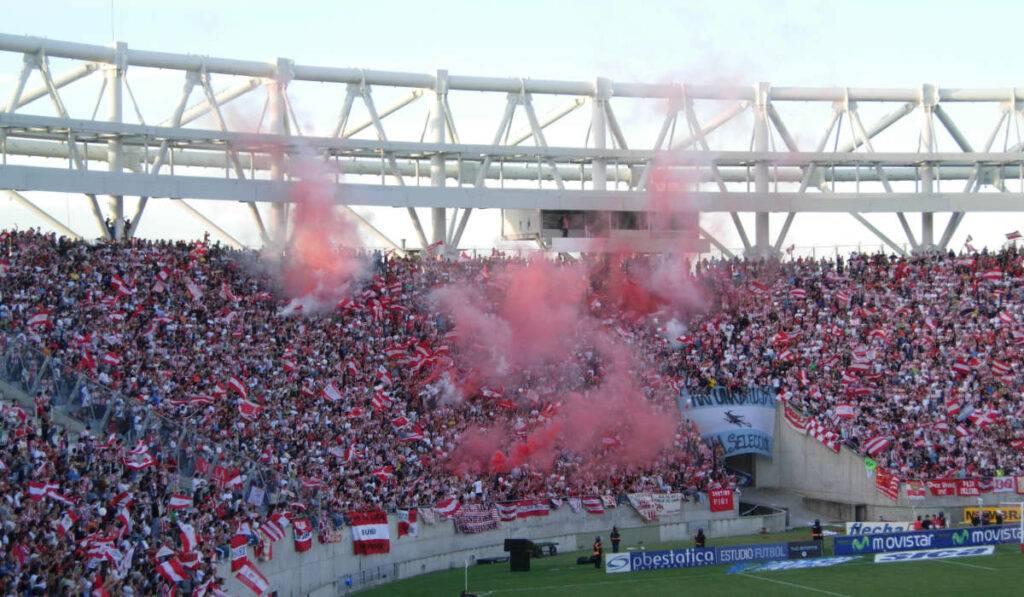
835;524;1021;555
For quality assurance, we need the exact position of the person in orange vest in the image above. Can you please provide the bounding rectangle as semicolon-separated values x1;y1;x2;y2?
592;536;603;568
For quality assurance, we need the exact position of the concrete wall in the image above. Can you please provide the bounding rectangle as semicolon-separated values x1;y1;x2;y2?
755;409;1017;522
220;500;785;596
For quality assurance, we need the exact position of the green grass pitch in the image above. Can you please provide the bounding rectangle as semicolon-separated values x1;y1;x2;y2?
363;528;1024;596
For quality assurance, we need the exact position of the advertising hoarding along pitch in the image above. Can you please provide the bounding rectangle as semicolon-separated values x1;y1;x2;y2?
834;524;1021;555
605;541;815;574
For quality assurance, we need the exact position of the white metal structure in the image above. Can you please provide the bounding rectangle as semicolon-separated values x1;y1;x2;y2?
2;33;1024;256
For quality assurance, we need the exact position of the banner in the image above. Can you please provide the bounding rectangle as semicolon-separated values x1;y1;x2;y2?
1018;476;1024;495
348;510;391;555
716;543;788;565
926;479;957;497
787;541;822;559
605;547;718;573
992;476;1016;493
844;522;913;535
627;493;683;522
875;470;900;501
678;386;777;458
963;507;1021;524
453;504;498;534
708;489;735;513
905;481;926;500
834;524;1021;555
956;479;981;497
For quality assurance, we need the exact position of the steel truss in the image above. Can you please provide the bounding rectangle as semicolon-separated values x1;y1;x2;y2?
2;34;1024;255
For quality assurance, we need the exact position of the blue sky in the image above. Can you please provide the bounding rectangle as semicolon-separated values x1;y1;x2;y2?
1;0;1022;252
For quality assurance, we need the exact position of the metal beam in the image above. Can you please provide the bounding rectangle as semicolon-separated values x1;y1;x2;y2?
0;61;99;113
699;226;736;259
508;98;585;146
12;165;1024;212
849;213;906;256
4;190;82;239
161;77;261;128
341;90;423;139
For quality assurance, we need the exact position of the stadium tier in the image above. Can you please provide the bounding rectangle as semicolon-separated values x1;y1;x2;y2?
1;228;1023;594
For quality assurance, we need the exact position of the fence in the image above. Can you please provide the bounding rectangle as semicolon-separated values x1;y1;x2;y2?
0;334;280;505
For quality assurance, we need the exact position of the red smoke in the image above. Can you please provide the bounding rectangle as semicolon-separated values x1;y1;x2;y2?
438;258;681;481
278;159;364;310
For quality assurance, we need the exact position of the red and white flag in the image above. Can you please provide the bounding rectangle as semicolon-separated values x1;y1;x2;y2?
54;510;78;537
178;521;201;553
227;376;248;399
397;509;418;538
349;510;391;555
1007;230;1022;240
835;404;856;419
863;435;891;456
156;558;188;585
235;561;270;595
980;269;1003;282
322;381;342;403
28;481;57;501
168;494;193;511
230;534;249;572
371;465;394;483
238;400;263;421
497;503;518;522
184;277;204;301
434;498;461;519
27;310;51;330
581;497;605;515
789;288;807;300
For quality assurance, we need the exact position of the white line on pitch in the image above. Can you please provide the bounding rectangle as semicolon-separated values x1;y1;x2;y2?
934;558;996;571
738;572;852;597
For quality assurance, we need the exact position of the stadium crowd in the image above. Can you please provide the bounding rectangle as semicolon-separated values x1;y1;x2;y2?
1;227;1023;593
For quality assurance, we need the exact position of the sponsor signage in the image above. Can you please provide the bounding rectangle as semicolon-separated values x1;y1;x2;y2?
963;507;1021;524
678;386;777;458
717;543;788;565
787;541;822;559
834;524;1022;555
728;556;859;574
874;545;996;563
607;542;793;574
604;548;717;574
845;522;913;535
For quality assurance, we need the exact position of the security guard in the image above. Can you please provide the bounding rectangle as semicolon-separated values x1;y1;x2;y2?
592;536;603;568
811;519;823;546
610;527;621;553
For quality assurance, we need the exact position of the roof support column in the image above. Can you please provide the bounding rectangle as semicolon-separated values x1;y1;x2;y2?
919;84;937;250
753;82;771;257
267;58;292;250
591;77;611;191
105;42;126;240
429;69;447;245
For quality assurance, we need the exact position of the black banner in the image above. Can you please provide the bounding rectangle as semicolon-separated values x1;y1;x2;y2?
787;541;822;559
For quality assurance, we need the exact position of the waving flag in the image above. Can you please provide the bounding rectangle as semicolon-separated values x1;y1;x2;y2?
835;404;856;419
371;465;394;483
227;376;247;399
168;494;193;511
863;435;891;456
434;498;461;519
238;400;263;421
1007;230;1022;240
235;561;270;595
179;521;201;552
156;558;188;585
322;381;342;403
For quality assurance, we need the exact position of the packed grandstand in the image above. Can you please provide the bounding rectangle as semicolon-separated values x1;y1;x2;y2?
0;227;1022;594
